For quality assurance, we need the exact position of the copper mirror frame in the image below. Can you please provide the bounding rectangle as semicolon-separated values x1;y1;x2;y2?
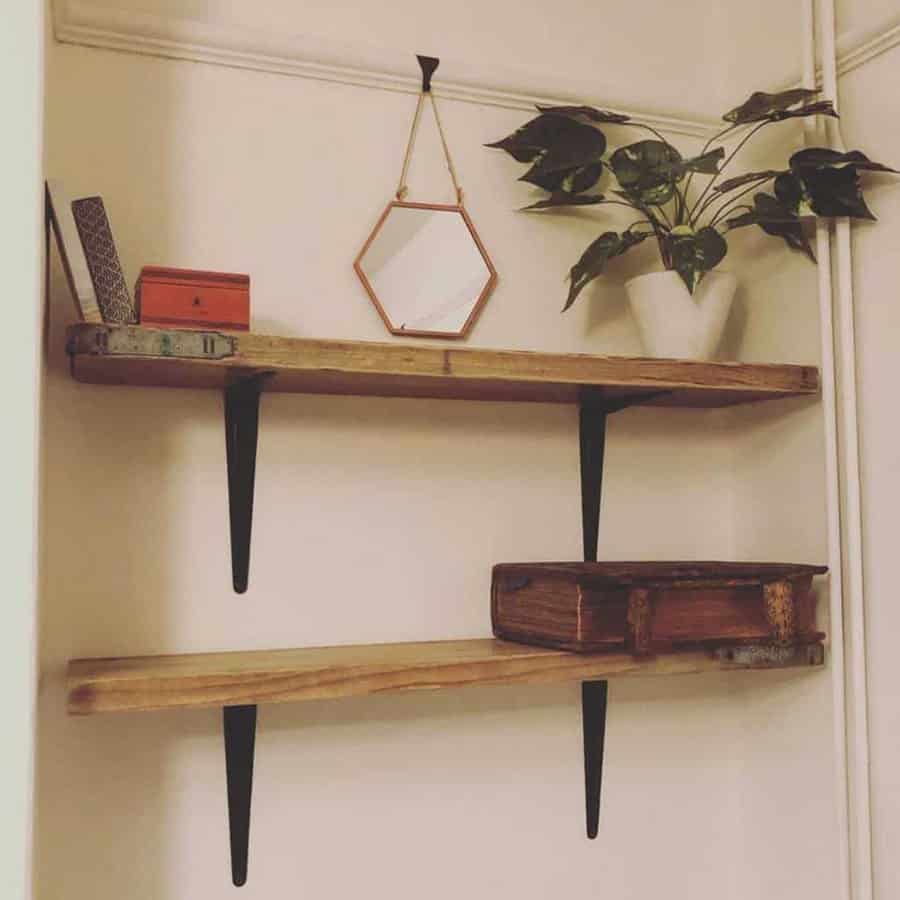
354;55;498;340
353;200;497;340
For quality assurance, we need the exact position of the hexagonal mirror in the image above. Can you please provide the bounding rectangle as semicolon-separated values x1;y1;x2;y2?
354;201;497;339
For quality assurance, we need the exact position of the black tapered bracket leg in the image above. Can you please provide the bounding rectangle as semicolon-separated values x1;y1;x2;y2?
578;389;609;563
224;704;257;887
579;390;610;838
582;680;608;839
224;374;269;594
576;390;671;837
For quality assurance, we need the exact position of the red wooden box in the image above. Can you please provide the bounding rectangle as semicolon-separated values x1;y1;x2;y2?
137;267;250;331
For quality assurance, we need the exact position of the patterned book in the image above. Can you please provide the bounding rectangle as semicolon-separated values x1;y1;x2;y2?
45;181;103;323
71;196;136;324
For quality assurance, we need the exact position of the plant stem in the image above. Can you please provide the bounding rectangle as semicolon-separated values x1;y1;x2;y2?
710;203;754;231
683;123;738;198
696;172;779;225
688;121;770;220
672;184;691;228
628;122;672;145
708;192;759;229
627;200;669;266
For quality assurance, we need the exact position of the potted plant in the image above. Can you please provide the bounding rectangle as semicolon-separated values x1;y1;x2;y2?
487;89;894;359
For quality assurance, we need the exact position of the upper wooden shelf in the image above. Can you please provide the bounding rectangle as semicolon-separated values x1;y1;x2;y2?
67;637;824;716
66;324;819;407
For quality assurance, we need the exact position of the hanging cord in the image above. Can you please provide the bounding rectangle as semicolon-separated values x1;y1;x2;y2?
395;56;464;205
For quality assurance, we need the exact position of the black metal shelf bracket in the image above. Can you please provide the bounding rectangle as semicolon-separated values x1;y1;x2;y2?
578;388;609;839
578;389;664;838
579;390;609;565
582;679;609;839
224;704;257;887
224;374;271;594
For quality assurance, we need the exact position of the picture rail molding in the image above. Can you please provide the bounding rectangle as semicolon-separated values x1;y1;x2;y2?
56;2;900;141
53;0;716;138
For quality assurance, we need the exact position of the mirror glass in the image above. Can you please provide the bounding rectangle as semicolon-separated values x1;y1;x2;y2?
355;203;496;338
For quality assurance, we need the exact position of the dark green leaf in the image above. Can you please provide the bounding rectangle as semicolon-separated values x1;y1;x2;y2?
723;192;815;262
519;159;604;194
766;100;838;122
723;88;820;124
668;147;725;177
713;170;784;193
665;226;727;293
722;193;797;228
519;166;568;191
617;182;675;205
520;192;607;211
485;113;587;163
790;147;898;174
802;166;876;219
566;162;605;194
564;230;649;311
610;140;682;205
527;122;607;175
773;172;805;212
536;104;630;124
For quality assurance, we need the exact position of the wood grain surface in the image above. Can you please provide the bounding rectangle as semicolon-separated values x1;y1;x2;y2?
66;324;819;407
67;637;823;715
493;561;828;587
491;562;827;653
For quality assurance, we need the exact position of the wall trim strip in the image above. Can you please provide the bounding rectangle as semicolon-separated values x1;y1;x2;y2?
52;2;900;139
837;15;900;76
52;0;718;138
53;1;900;138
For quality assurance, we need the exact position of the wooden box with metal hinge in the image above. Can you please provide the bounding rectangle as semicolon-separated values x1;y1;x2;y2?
136;267;250;331
491;561;827;664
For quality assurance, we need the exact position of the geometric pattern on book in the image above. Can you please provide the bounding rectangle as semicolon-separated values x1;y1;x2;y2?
44;181;103;323
71;196;136;324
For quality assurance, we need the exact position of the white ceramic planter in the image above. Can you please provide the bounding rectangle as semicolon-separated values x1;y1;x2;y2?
625;270;738;360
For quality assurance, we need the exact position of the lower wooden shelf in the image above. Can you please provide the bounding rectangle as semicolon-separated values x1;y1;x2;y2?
67;637;824;716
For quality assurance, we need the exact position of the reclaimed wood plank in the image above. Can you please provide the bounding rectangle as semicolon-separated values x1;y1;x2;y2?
67;637;824;716
66;324;819;407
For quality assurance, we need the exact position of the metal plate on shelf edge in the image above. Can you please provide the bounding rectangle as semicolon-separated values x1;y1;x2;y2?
67;325;237;360
714;643;825;668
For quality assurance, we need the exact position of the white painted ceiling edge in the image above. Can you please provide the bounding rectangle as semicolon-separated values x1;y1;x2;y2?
53;0;900;139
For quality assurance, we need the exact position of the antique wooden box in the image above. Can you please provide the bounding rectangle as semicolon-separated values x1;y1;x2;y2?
491;562;827;655
137;267;250;331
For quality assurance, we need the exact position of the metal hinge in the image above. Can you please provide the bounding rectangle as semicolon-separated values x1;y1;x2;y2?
67;325;237;361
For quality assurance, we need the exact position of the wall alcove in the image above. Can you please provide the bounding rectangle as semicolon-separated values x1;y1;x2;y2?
35;1;895;898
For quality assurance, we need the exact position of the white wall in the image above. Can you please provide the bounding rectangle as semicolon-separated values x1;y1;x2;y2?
37;34;751;900
0;2;43;899
714;120;840;899
35;3;872;900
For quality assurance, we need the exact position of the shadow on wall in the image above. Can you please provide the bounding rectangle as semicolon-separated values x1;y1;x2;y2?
35;53;185;900
718;280;748;361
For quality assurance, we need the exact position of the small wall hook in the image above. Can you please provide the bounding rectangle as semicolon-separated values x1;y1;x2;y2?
416;55;439;93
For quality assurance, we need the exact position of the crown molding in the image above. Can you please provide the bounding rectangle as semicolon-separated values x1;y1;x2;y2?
52;1;900;142
837;15;900;76
52;0;718;138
